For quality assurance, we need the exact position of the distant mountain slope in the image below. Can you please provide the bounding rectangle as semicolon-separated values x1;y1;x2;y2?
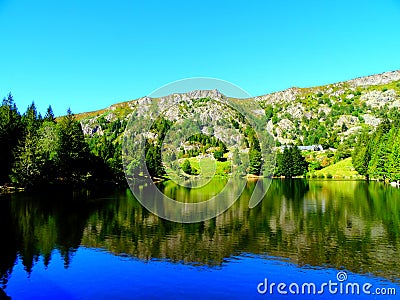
78;70;400;149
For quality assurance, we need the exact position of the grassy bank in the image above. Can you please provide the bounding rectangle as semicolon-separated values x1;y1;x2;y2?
308;157;363;179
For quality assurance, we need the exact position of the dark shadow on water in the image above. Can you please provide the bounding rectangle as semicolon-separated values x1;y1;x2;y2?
0;287;11;300
0;189;113;288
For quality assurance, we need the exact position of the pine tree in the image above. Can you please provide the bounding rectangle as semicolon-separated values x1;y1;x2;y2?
387;132;400;182
181;159;192;175
44;105;55;122
57;108;89;183
248;130;262;175
275;146;307;178
249;148;262;175
368;122;392;181
281;146;294;177
11;102;44;186
0;93;23;184
290;146;308;176
23;102;41;134
352;131;371;180
11;130;42;186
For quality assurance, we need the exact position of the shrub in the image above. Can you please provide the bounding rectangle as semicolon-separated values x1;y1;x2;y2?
181;159;193;175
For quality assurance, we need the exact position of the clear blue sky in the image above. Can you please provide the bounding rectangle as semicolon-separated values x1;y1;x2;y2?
1;0;399;116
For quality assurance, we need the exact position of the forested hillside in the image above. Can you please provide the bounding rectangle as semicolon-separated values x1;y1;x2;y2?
1;70;400;189
0;94;123;189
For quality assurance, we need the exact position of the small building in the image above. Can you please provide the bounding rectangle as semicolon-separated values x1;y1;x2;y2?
297;145;324;151
279;145;323;152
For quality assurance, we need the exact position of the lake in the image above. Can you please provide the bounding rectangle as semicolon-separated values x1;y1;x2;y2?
1;179;399;299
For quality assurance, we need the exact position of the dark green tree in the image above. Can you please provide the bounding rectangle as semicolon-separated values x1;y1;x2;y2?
44;105;55;122
0;93;23;184
57;108;89;183
213;149;224;161
249;148;262;175
352;131;371;180
279;147;294;177
275;146;308;178
290;146;308;176
11;103;43;186
181;159;193;175
145;142;164;178
387;132;400;182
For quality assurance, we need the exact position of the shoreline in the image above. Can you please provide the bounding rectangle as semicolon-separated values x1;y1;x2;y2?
0;186;25;194
2;176;400;194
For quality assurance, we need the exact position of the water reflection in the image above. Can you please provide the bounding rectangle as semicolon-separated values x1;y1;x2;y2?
0;179;399;290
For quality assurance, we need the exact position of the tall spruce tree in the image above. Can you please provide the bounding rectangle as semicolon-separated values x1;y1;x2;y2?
387;132;400;182
275;146;308;178
352;131;371;180
290;146;308;176
11;103;43;186
44;105;55;122
57;108;89;183
0;93;23;184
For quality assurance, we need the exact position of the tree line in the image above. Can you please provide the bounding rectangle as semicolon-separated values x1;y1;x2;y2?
352;116;400;182
0;93;315;189
0;93;123;189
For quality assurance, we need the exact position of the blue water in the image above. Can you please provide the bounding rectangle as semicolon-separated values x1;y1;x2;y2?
5;247;398;300
2;180;400;299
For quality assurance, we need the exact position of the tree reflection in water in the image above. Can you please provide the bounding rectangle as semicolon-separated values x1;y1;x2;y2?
1;179;399;289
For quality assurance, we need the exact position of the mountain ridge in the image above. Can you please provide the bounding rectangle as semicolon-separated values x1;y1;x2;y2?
79;69;400;148
76;69;400;127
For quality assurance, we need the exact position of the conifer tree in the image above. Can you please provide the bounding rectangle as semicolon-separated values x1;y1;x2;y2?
352;131;371;180
44;105;55;122
0;93;23;183
57;108;89;183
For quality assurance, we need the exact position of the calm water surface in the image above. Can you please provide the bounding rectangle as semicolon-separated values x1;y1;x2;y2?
0;179;399;299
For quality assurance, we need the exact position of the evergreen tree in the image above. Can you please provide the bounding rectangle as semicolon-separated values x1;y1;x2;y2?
275;146;308;178
36;121;61;182
249;148;262;175
44;105;55;122
387;132;400;182
280;146;294;177
352;131;371;180
232;148;246;175
290;146;308;176
248;129;262;175
145;142;164;178
0;93;23;184
181;159;193;175
22;102;41;134
213;149;224;161
11;102;45;186
368;120;392;181
57;108;89;183
11;130;42;186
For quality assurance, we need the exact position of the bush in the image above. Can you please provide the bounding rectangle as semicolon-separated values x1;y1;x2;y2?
213;150;224;161
181;159;193;175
